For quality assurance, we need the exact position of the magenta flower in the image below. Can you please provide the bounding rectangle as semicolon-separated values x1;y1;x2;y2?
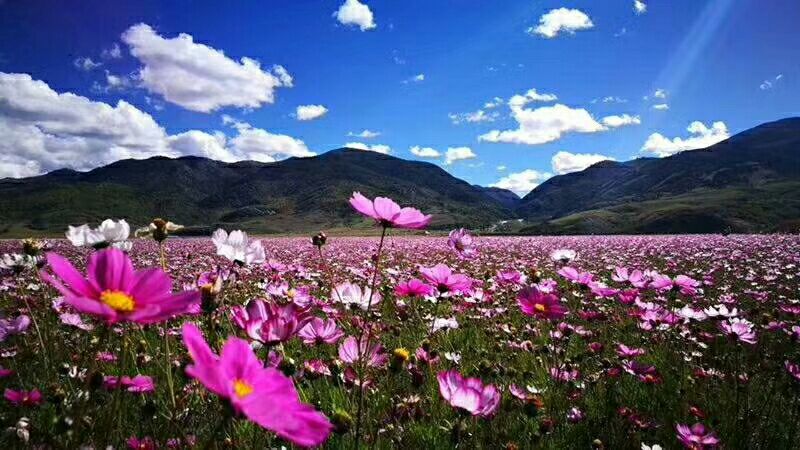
182;323;332;447
518;286;567;320
437;369;500;418
4;389;42;407
675;423;720;449
495;269;525;286
349;192;431;229
616;344;646;359
104;375;156;394
395;279;435;297
126;436;156;450
242;301;311;345
40;248;199;324
0;315;30;342
447;228;477;259
719;318;757;344
785;361;800;381
298;318;344;345
419;264;473;294
338;336;388;367
558;266;594;285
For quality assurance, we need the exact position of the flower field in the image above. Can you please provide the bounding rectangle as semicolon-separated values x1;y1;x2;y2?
0;196;799;449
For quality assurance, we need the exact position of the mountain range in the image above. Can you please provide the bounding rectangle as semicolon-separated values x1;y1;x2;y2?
1;118;799;236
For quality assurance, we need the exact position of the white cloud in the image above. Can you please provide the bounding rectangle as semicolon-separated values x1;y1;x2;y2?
508;88;558;107
444;146;476;165
347;129;380;139
652;103;670;111
74;57;102;71
334;0;376;31
409;146;441;158
596;96;627;104
346;142;391;154
634;0;647;15
529;8;594;39
102;43;123;59
0;73;313;178
449;109;499;124
480;101;605;145
121;23;292;113
484;97;504;109
551;151;615;175
497;165;507;171
295;104;328;121
641;121;729;157
490;169;551;196
402;73;425;84
760;74;784;90
601;114;641;128
654;88;667;99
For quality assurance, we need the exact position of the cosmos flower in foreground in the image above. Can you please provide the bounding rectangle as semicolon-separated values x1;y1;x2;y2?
4;389;42;407
66;219;132;251
298;318;344;345
719;318;757;344
338;336;388;367
395;279;435;297
437;369;500;418
675;423;720;449
518;286;567;320
212;229;266;265
447;228;477;258
41;248;200;324
419;264;473;294
349;192;431;229
182;323;332;447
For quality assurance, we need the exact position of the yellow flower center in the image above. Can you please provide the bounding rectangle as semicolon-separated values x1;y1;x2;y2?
287;288;297;298
534;303;547;313
233;379;254;398
100;290;136;312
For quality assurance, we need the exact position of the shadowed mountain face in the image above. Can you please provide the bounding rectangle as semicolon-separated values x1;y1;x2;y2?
515;118;800;234
0;148;514;235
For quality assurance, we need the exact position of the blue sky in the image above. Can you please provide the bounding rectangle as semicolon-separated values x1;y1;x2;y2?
0;0;798;195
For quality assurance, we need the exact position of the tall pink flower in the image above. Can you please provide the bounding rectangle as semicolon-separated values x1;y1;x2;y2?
437;370;499;418
182;323;332;447
4;389;42;407
419;264;473;294
349;192;431;229
447;228;477;259
41;248;199;324
236;300;311;345
338;336;388;367
297;318;344;345
395;279;435;297
675;423;720;449
518;286;567;320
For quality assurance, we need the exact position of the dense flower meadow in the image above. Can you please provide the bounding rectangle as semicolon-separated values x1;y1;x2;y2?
0;195;799;449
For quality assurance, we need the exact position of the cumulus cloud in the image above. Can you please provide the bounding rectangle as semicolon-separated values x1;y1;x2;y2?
529;8;594;39
490;169;551;196
102;43;123;59
634;0;647;15
551;151;615;175
508;88;558;107
295;104;328;121
480;102;605;145
121;23;292;113
444;146;476;165
484;97;504;109
652;103;669;111
347;129;380;139
346;142;391;154
334;0;376;31
641;121;730;157
74;57;102;71
409;146;441;158
653;88;667;99
601;114;641;128
0;73;313;178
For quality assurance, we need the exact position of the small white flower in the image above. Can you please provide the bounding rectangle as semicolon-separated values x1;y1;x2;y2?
66;219;131;250
333;282;381;310
212;229;265;265
444;352;462;364
0;254;37;271
641;444;663;450
430;317;459;333
550;249;576;263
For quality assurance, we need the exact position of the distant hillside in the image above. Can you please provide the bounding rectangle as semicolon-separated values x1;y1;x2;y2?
0;148;513;236
516;118;800;234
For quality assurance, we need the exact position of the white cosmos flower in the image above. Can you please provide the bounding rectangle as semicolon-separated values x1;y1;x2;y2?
211;229;265;265
0;254;38;271
431;317;459;333
550;249;576;263
333;282;381;310
66;219;131;251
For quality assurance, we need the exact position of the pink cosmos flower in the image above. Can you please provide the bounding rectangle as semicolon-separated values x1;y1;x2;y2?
304;360;332;377
349;192;431;229
436;369;500;418
238;300;311;345
0;315;30;342
127;436;156;450
395;279;435;297
518;286;567;320
297;318;344;345
182;323;332;447
719;318;757;344
104;375;156;393
616;344;646;359
338;336;388;367
419;264;473;294
41;248;199;324
675;423;720;449
549;367;580;382
4;389;42;407
785;361;800;381
495;269;525;286
447;228;477;259
558;266;594;285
